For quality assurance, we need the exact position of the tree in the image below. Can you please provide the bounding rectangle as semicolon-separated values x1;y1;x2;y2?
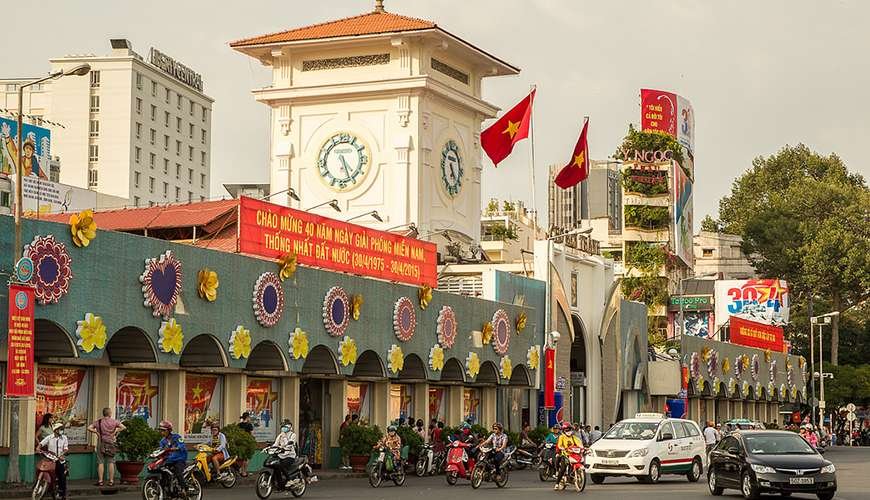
700;215;721;232
711;144;870;364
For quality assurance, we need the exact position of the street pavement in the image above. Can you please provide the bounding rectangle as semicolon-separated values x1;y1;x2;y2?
42;446;870;500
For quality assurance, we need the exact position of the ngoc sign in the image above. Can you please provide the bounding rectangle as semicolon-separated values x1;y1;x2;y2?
239;197;437;287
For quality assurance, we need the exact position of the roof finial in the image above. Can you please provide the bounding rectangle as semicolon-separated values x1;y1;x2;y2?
374;0;385;13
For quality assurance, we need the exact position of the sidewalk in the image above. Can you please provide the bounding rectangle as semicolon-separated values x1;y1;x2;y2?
0;470;367;498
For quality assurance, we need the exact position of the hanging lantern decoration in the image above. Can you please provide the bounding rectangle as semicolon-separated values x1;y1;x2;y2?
393;296;417;342
491;309;511;356
253;272;284;328
322;286;350;337
437;305;458;348
140;250;182;318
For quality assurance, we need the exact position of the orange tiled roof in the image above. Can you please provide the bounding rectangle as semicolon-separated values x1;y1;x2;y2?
37;199;239;232
230;11;436;47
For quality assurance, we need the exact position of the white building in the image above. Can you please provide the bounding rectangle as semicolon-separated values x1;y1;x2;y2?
1;39;213;207
480;200;546;263
693;231;756;280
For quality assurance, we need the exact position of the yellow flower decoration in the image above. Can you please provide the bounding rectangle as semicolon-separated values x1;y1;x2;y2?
764;349;772;363
790;385;798;400
798;356;805;370
785;359;793;371
722;357;731;374
339;336;358;366
388;344;404;374
197;267;219;302
418;285;433;310
277;252;298;281
429;344;445;371
69;209;97;247
466;351;481;378
696;378;706;392
500;356;513;380
700;346;712;362
527;345;540;370
75;313;107;353
229;325;252;359
740;354;750;370
288;328;309;360
158;318;183;355
515;311;527;333
352;294;364;321
481;322;494;345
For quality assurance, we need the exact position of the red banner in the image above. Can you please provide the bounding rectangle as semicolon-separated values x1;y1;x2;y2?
641;89;677;137
729;315;785;352
544;348;556;409
238;197;437;287
6;284;35;398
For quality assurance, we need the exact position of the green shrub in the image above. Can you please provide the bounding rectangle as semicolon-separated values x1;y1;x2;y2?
621;276;669;308
624;205;670;230
117;417;161;463
441;426;459;443
625;242;667;274
527;426;550;445
621;170;669;196
614;124;685;166
221;423;258;460
395;426;423;457
339;423;382;456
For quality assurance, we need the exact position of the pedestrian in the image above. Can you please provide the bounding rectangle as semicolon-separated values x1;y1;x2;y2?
340;414;351;433
415;419;426;440
238;412;254;477
36;413;54;446
703;420;718;454
584;425;593;446
433;421;445;453
87;407;125;487
38;423;68;499
590;425;602;443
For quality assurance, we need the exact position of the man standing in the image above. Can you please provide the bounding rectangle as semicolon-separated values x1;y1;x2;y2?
87;407;125;487
590;425;602;443
703;420;718;454
38;423;69;500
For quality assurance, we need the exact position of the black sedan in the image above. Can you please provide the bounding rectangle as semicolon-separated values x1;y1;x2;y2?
707;430;836;499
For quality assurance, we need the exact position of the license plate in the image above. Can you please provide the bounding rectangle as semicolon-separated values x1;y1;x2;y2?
600;458;618;465
789;477;814;485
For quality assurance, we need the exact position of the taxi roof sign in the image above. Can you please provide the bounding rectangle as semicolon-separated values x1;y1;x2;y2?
634;412;665;420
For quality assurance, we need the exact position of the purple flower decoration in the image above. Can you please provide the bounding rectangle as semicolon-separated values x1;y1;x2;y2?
253;272;284;328
491;309;511;356
393;297;417;342
24;235;72;305
140;250;182;318
322;286;350;337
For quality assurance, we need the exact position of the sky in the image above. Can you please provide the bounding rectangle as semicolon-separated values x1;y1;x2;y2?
4;0;869;230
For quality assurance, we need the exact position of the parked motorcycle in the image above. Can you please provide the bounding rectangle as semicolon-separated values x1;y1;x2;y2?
512;443;541;470
444;438;477;485
142;448;202;500
190;443;238;488
538;442;557;482
32;451;67;500
470;444;514;489
255;446;313;499
556;446;587;493
415;442;445;477
368;446;406;488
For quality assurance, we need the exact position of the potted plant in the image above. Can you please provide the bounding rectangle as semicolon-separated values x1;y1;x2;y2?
220;423;258;463
395;426;423;466
116;417;161;485
339;423;382;472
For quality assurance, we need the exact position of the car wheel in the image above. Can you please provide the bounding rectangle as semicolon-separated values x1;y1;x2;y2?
687;458;702;482
646;459;661;484
741;471;760;500
816;493;835;500
590;474;605;484
707;470;724;496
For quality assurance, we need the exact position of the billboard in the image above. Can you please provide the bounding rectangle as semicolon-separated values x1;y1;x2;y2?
729;316;785;352
640;89;694;157
714;279;790;331
20;177;98;216
239;196;437;287
0;117;51;179
672;162;693;267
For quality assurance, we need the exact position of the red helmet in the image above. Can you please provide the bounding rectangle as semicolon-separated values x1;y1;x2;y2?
560;421;573;432
158;420;173;431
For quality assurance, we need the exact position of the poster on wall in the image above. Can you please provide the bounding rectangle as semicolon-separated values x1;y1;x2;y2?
346;382;370;420
116;371;160;427
671;161;693;266
640;89;694;157
6;284;35;398
36;366;91;445
463;388;480;424
714;279;790;331
683;311;711;338
428;387;446;422
0;117;51;178
389;384;412;422
246;378;279;442
184;374;223;443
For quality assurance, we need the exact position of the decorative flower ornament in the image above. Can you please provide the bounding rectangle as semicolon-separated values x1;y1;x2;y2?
707;350;719;377
742;381;751;398
197;267;219;302
787;366;794;386
700;346;712;362
767;381;775;399
393;297;417;342
728;377;737;396
339;336;358;366
481;322;494;345
288;328;309;360
790;385;798;400
436;305;458;348
500;356;513;380
751;354;760;381
527;345;540;370
75;313;107;353
466;351;481;378
69;209;97;247
769;359;777;383
722;357;731;375
798;356;806;371
712;377;722;396
491;309;511;356
418;285;433;310
516;311;528;333
322;287;350;337
253;272;284;327
352;294;364;321
690;352;701;379
140;250;183;319
764;349;772;363
24;235;73;305
277;251;297;281
388;344;404;374
158;318;184;355
779;383;787;400
228;325;252;359
695;377;706;393
429;344;445;371
755;382;763;400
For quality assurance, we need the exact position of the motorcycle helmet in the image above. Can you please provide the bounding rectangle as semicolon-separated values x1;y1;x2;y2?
158;420;173;431
387;425;397;433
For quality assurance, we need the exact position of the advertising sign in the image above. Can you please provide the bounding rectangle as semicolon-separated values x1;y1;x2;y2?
184;374;223;443
729;316;785;352
678;311;711;338
239;196;437;287
668;295;712;312
20;177;98;216
677;95;695;156
246;378;279;442
672;162;694;266
640;89;694;157
0;117;51;178
116;370;160;427
36;367;91;445
6;284;35;398
714;279;790;330
544;348;556;409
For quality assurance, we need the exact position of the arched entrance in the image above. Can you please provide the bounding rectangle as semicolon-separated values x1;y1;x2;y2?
570;314;589;424
179;334;227;368
246;340;288;371
35;319;77;359
107;326;158;364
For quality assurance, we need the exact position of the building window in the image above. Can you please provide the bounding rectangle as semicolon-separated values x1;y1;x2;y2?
150;128;156;145
88;168;98;188
151;81;158;97
188;146;193;161
164;111;170;127
163;158;169;174
200;151;205;166
134;171;141;188
149;152;156;169
163;182;168;197
135;122;141;139
90;95;100;112
702;248;714;258
149;201;156;207
189;123;194;139
200;129;206;144
150;104;157;121
201;107;207;122
89;70;100;88
134;147;142;163
175;164;181;179
188;191;193;202
89;120;100;138
175;116;181;132
165;88;171;103
200;196;205;202
175;186;180;201
149;177;155;193
133;195;140;207
188;168;193;183
164;135;169;151
136;72;144;89
5;83;18;91
176;140;181;156
189;101;195;116
88;144;99;162
200;173;205;189
177;94;183;110
0;190;11;208
135;98;142;114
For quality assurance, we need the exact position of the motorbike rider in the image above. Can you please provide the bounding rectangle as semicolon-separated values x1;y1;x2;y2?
158;420;188;496
375;425;403;470
554;422;584;490
478;422;508;474
271;420;316;486
208;423;230;477
37;422;69;500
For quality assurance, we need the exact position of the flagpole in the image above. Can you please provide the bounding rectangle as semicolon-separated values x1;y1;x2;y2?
528;84;538;223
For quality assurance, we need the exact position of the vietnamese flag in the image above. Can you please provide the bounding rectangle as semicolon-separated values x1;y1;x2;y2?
554;118;589;189
480;89;536;166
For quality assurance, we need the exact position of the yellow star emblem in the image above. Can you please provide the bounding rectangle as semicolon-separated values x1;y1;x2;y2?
502;120;521;139
191;383;203;399
572;151;585;167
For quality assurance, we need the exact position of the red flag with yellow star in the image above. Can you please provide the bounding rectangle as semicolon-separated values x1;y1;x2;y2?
480;89;536;166
554;118;589;188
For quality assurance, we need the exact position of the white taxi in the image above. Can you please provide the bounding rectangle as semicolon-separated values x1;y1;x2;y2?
586;413;706;484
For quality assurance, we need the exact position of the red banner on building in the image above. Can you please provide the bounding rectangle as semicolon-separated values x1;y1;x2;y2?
641;89;678;137
544;348;556;409
238;197;437;287
730;315;785;352
6;284;35;398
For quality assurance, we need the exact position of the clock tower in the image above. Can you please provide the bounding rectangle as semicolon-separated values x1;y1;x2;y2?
230;2;518;248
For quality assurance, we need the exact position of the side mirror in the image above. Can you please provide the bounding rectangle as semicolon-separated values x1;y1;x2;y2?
659;432;673;441
727;447;739;455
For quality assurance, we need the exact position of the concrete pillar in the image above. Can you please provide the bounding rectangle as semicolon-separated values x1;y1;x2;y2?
223;373;246;427
164;371;186;435
481;387;497;427
327;380;347;447
280;376;300;429
414;382;429;427
448;386;463;426
370;381;391;430
90;366;118;446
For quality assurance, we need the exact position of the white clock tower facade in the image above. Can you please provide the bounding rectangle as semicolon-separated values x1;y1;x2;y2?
231;4;518;248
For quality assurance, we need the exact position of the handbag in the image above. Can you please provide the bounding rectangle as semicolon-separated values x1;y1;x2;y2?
98;419;117;457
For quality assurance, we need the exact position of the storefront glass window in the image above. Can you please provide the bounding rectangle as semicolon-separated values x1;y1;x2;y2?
429;387;447;422
246;378;279;441
116;370;160;427
300;380;324;466
184;373;224;443
37;366;92;445
389;384;413;423
463;388;481;424
347;382;371;421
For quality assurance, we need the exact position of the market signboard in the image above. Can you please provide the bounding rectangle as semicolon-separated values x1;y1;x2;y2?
730;315;785;352
239;196;437;287
714;279;790;330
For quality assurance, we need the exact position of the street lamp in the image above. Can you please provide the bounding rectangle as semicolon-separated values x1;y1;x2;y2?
346;210;383;223
419;229;453;242
677;272;717;339
811;311;839;430
305;199;341;212
261;187;300;202
8;63;89;484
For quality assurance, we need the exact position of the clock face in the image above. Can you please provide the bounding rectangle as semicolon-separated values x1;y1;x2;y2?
317;133;369;190
440;140;463;197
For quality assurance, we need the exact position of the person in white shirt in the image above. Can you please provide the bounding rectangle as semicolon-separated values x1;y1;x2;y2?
271;420;316;486
38;422;69;499
703;420;718;453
